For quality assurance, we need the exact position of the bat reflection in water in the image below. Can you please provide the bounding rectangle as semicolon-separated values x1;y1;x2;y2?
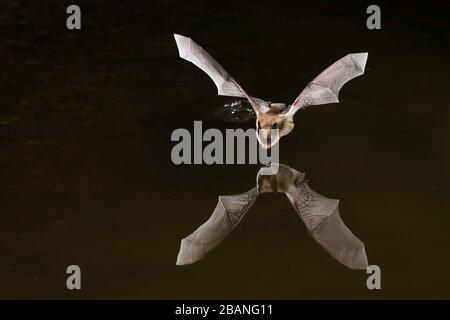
174;34;368;149
176;165;368;270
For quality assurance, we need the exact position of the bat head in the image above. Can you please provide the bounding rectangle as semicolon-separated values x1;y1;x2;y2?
256;110;295;149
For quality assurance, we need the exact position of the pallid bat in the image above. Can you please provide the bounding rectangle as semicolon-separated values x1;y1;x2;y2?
174;34;368;149
176;164;368;270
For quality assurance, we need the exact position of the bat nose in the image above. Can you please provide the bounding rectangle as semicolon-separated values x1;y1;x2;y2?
257;129;271;149
257;128;280;149
262;128;271;140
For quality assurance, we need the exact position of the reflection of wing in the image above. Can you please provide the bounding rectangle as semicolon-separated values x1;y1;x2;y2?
285;182;368;270
174;34;262;114
176;187;258;265
287;53;368;117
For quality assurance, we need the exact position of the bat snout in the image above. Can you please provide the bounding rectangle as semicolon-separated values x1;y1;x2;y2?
256;128;280;149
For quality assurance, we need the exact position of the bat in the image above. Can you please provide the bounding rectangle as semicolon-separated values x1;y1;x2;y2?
174;34;368;149
176;164;368;270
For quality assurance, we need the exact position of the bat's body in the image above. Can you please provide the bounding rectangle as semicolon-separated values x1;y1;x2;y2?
174;34;368;148
176;164;368;270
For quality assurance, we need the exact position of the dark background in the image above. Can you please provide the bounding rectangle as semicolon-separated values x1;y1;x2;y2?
0;0;449;298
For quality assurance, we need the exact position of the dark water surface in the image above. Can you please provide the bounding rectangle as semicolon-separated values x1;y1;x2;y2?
0;1;449;298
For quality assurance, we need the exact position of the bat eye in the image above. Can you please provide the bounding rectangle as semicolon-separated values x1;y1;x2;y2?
271;123;278;130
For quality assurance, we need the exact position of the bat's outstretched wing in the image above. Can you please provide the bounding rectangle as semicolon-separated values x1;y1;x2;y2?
285;182;368;270
174;34;263;114
176;187;258;265
286;53;368;118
